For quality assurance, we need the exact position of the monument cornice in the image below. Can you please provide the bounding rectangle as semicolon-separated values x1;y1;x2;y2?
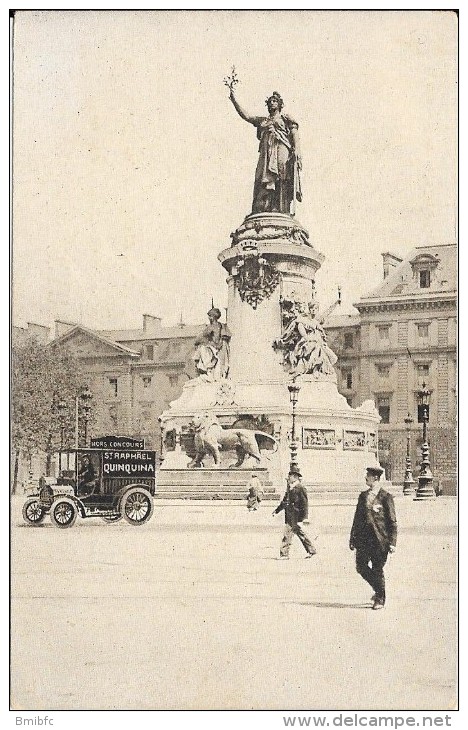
218;240;324;270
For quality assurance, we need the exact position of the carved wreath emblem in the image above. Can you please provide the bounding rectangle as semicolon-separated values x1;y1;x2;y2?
235;255;280;309
211;381;237;406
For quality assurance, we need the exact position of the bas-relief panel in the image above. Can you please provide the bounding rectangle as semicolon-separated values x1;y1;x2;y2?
302;428;336;449
343;429;366;450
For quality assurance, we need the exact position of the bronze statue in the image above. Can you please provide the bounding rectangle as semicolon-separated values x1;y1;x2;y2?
229;87;302;215
193;307;231;381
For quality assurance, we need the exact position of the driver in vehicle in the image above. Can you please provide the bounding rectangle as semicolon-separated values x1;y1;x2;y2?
78;455;97;495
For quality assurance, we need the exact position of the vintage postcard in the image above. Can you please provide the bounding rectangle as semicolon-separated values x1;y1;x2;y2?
10;9;458;720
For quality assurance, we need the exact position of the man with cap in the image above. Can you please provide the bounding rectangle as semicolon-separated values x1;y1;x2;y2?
349;465;397;609
273;468;316;559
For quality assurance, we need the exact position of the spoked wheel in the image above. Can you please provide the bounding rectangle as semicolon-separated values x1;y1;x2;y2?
50;497;77;529
101;514;123;523
22;499;46;525
120;488;154;526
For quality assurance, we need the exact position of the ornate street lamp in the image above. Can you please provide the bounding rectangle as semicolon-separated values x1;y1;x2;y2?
57;398;68;472
403;413;415;495
287;379;301;511
287;380;301;474
82;387;93;447
414;382;436;501
75;387;93;448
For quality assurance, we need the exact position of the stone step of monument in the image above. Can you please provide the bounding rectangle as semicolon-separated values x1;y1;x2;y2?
158;468;271;487
155;470;400;501
156;490;280;501
156;468;276;500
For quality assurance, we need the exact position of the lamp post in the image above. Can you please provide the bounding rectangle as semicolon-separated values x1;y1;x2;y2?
57;398;67;472
403;413;415;495
75;387;93;448
414;382;436;501
287;381;301;475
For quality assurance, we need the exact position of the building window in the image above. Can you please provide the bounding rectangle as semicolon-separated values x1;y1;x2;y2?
109;378;118;397
378;325;390;342
416;363;430;385
344;333;354;350
142;376;152;389
144;345;154;360
376;364;390;378
417;322;429;339
419;270;431;288
168;373;179;387
377;396;390;424
342;369;353;390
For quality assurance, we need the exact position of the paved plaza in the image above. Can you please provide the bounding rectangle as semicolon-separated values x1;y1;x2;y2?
11;496;457;711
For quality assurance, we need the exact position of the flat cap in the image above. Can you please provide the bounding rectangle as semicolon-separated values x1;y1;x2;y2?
366;465;384;477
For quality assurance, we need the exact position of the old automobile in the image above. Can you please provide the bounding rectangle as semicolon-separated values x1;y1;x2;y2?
22;445;157;528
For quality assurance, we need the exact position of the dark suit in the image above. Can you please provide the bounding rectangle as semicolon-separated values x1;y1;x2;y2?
274;483;316;557
350;487;397;604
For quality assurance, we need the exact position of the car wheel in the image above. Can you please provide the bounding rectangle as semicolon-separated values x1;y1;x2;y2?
120;488;154;526
22;499;46;525
50;497;77;528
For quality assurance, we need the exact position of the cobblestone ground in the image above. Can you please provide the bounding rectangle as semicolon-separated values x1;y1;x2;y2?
11;497;457;711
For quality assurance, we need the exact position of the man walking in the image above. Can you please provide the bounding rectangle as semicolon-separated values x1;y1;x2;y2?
349;465;397;610
273;468;316;559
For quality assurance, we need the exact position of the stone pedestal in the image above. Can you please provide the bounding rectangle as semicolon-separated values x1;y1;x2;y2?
160;213;382;494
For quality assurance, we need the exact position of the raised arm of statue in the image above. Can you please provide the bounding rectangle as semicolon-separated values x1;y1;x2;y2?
229;89;257;125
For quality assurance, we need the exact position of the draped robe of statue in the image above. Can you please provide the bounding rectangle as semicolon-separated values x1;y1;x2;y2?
279;311;337;376
193;320;231;381
250;112;302;214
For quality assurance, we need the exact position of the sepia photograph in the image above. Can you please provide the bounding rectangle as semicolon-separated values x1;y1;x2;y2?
10;9;458;716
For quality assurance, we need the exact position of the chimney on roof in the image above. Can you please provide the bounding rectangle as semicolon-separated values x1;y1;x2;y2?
381;252;403;280
143;314;162;334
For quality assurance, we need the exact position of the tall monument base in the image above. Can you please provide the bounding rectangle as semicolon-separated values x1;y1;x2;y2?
159;212;382;497
159;376;381;493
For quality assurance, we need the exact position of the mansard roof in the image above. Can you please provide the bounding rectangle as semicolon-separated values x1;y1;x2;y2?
357;244;457;306
326;313;360;329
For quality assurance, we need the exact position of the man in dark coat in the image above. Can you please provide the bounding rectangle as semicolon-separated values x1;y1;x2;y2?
349;465;397;610
273;468;316;559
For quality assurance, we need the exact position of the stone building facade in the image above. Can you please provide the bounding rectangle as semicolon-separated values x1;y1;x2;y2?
329;244;457;493
48;316;200;452
15;244;456;491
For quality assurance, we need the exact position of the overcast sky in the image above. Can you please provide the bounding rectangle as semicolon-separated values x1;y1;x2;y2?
12;9;457;331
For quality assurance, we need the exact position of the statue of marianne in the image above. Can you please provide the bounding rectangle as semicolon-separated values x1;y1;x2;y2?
229;88;302;216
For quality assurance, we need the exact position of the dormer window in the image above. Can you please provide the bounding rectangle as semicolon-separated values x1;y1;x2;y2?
409;253;439;290
419;270;431;288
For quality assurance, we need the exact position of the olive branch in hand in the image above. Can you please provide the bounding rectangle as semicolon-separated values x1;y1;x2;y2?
223;66;240;93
